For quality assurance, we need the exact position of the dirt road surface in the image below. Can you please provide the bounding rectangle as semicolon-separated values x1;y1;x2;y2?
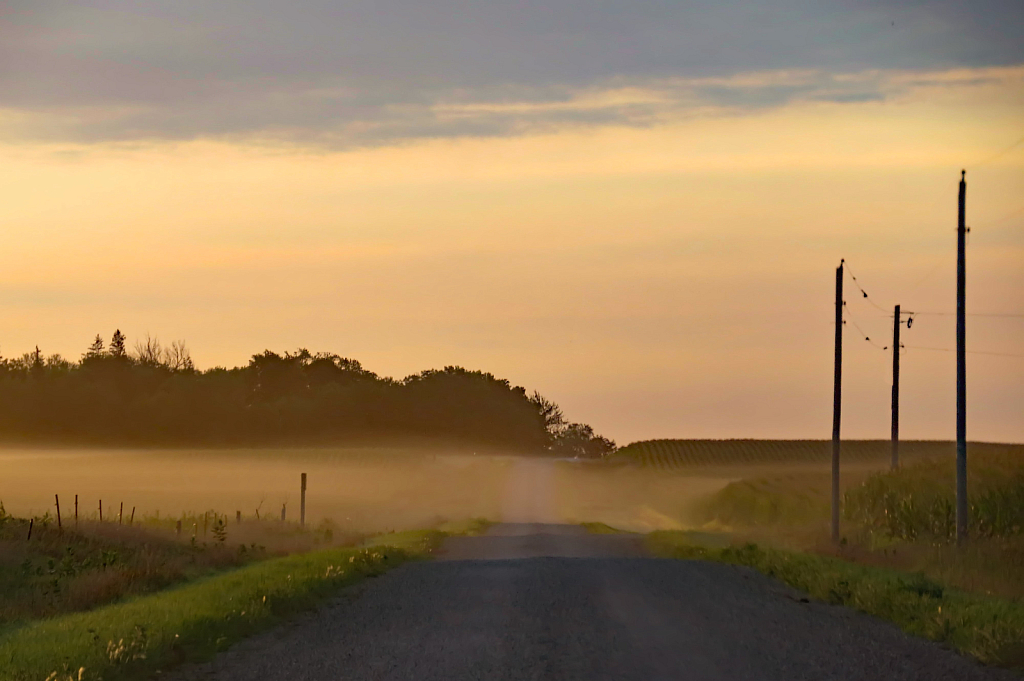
168;459;1013;681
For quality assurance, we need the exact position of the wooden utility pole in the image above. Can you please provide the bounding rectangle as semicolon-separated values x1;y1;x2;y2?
956;170;968;544
891;304;901;470
832;261;844;544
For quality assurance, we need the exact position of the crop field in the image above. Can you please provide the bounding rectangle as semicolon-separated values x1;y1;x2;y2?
613;439;1022;469
641;440;1024;601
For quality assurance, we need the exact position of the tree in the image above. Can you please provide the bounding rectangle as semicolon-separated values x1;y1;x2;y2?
529;391;566;442
164;340;194;372
83;334;106;360
31;346;44;375
109;330;127;359
552;423;617;459
134;334;164;366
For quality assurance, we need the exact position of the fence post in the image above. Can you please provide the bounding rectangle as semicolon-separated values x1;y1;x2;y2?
301;473;307;528
55;494;62;534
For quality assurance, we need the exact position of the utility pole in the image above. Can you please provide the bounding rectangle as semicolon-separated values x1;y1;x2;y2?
891;304;901;470
956;170;968;544
832;260;843;544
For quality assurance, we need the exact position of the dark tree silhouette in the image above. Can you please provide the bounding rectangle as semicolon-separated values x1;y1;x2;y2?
109;330;127;358
0;337;616;454
84;335;105;360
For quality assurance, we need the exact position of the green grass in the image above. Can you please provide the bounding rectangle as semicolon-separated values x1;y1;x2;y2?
0;531;441;681
614;439;1023;469
648;530;1024;671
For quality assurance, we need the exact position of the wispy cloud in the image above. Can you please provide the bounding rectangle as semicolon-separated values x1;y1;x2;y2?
1;0;1022;147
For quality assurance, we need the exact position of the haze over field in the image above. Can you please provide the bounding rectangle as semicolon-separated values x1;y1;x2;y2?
1;1;1022;443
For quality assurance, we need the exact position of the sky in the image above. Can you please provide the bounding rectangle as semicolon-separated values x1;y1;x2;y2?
1;0;1022;444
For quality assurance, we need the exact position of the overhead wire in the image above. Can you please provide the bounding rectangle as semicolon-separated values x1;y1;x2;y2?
968;133;1024;169
904;346;1024;359
842;262;892;314
911;312;1024;318
842;302;890;351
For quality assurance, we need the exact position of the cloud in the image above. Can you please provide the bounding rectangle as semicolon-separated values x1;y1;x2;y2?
1;0;1022;147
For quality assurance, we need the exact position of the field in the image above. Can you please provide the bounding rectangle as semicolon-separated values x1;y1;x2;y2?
0;447;514;535
610;439;1024;603
614;438;1019;469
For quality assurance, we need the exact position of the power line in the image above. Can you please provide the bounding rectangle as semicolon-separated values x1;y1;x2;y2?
969;133;1024;169
842;262;891;313
904;345;1024;359
912;312;1024;318
979;204;1024;229
842;303;889;351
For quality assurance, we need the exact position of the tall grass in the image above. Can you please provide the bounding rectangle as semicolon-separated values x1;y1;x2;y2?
0;504;359;626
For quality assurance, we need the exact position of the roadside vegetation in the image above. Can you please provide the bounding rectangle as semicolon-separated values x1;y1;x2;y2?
648;532;1024;671
0;504;366;628
0;539;433;681
0;500;476;681
0;332;614;457
679;444;1024;600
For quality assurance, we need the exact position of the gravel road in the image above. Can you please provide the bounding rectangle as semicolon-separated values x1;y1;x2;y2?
167;460;1015;681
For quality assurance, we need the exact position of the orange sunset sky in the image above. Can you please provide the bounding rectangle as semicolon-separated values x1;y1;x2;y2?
1;2;1022;444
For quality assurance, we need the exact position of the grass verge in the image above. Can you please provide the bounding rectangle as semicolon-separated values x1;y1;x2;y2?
648;530;1024;671
0;531;442;681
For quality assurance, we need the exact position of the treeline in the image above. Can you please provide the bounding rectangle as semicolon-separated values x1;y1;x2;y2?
0;332;616;456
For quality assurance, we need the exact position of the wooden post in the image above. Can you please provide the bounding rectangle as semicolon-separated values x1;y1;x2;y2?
99;499;103;522
956;170;968;545
281;503;286;522
27;518;34;540
832;261;844;544
130;507;135;525
891;304;901;470
300;473;307;528
55;494;62;533
119;502;123;525
236;510;241;524
74;494;78;527
176;519;182;537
